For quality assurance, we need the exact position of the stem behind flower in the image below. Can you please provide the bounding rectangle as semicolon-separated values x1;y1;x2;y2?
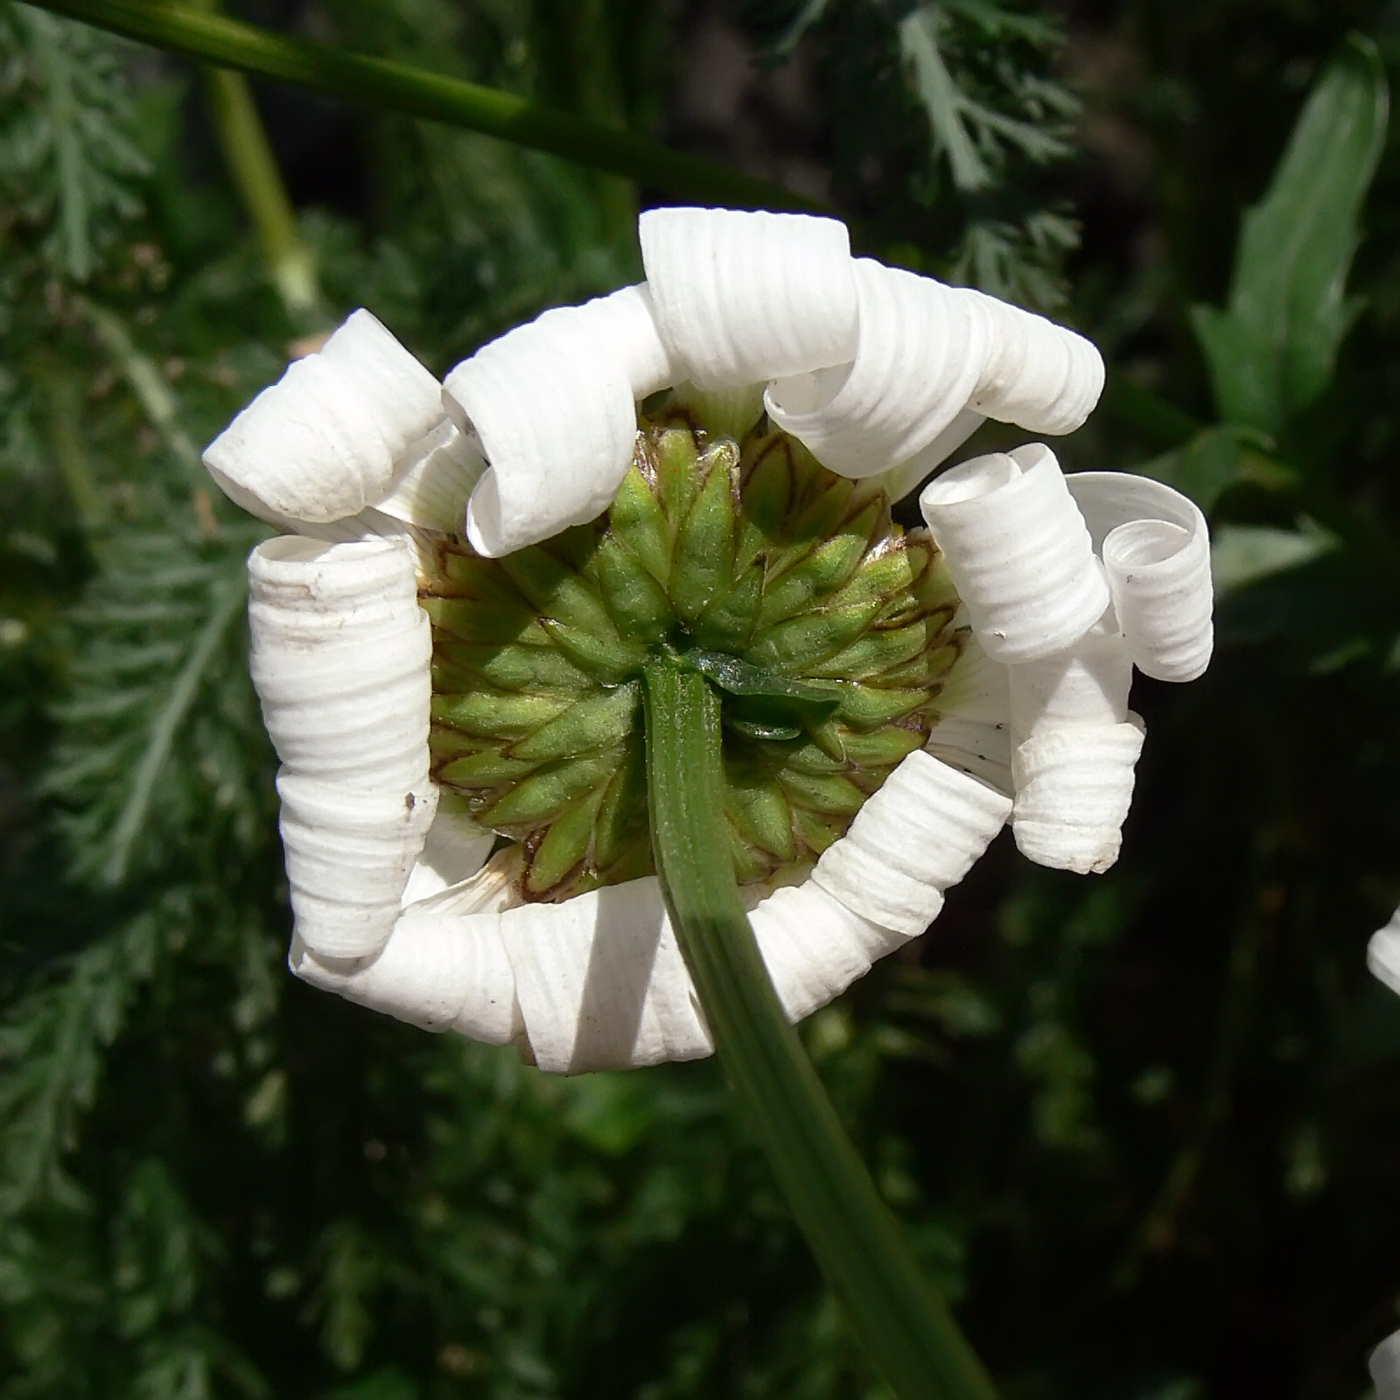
640;649;998;1400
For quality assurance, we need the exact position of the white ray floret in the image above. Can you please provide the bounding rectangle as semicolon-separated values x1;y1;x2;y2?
639;206;860;390
1368;907;1400;997
1371;1329;1400;1400
205;309;443;525
1067;472;1214;683
919;444;1110;664
813;751;1012;936
765;260;987;477
958;291;1105;437
249;536;436;960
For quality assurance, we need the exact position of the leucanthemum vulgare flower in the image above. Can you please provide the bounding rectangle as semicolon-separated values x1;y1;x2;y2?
206;208;1213;1074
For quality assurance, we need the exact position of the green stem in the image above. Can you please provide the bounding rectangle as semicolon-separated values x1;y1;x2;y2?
640;651;998;1400
20;0;822;214
202;66;319;316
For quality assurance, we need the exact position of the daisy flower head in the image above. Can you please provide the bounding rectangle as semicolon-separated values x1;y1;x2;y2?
206;208;1213;1074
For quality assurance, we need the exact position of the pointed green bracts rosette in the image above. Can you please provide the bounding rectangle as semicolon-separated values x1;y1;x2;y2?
423;392;967;904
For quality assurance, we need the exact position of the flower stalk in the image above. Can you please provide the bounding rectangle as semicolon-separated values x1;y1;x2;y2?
641;648;999;1400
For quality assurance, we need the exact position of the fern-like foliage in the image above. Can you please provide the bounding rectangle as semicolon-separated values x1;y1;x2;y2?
734;0;1082;306
0;2;150;280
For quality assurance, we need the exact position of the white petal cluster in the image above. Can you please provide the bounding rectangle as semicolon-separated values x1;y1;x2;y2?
919;450;1212;873
206;206;1214;1072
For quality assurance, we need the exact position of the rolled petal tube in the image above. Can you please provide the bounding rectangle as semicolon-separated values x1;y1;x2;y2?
375;420;487;534
248;537;436;959
1370;1328;1400;1400
639;206;859;390
956;291;1105;436
1367;908;1400;998
205;310;442;525
1067;472;1214;683
765;260;987;477
289;910;522;1044
443;297;647;557
500;878;712;1074
919;444;1110;663
1011;716;1145;874
813;750;1012;936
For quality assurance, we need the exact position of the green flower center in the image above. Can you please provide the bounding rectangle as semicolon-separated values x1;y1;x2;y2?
421;389;968;902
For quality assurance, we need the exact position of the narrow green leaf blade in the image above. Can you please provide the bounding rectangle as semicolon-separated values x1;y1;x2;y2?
1192;35;1388;433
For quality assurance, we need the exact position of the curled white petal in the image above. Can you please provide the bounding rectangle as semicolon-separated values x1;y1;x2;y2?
248;537;434;958
374;419;487;534
500;879;712;1074
747;881;906;1023
1009;611;1132;737
957;291;1105;435
443;298;644;557
289;911;522;1045
1367;908;1400;998
1011;717;1145;874
813;750;1011;936
639;206;859;390
1371;1329;1400;1400
205;310;442;525
318;309;445;458
1068;472;1214;683
587;282;677;397
278;774;438;960
919;444;1110;663
765;261;987;477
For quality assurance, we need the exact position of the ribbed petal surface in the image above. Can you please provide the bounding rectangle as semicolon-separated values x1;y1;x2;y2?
443;302;643;557
249;537;435;958
1011;717;1145;874
1368;907;1400;997
765;261;986;477
318;309;445;458
813;751;1011;936
205;310;441;524
1068;472;1214;683
639;207;859;390
1009;613;1132;736
957;291;1105;435
499;878;712;1074
747;882;906;1023
919;444;1109;663
375;420;487;533
288;910;522;1044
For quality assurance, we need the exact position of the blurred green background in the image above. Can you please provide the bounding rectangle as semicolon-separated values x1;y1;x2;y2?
3;1;1400;1396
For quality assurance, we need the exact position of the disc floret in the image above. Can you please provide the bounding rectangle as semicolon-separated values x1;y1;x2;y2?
423;391;968;902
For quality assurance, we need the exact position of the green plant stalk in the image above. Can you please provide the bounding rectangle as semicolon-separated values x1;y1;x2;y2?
203;66;318;315
640;651;998;1400
19;0;822;214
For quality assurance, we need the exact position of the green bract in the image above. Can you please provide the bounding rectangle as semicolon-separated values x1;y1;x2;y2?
422;392;969;901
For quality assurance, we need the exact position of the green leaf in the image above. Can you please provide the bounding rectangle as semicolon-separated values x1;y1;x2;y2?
1137;424;1295;512
1190;35;1388;434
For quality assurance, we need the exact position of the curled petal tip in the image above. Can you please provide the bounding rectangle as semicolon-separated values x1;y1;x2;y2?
205;310;442;526
920;444;1109;664
765;261;985;478
1371;1331;1400;1400
1011;717;1145;874
813;750;1011;937
1068;473;1214;683
443;302;642;555
639;206;859;390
